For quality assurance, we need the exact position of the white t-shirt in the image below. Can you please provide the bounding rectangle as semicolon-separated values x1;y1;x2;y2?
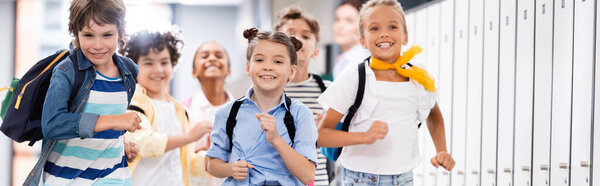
131;99;184;186
318;62;437;175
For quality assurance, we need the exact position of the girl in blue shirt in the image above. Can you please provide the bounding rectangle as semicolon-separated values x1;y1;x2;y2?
206;28;317;185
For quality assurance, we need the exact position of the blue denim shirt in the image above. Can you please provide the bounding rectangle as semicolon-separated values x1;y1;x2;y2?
206;88;318;186
23;49;138;186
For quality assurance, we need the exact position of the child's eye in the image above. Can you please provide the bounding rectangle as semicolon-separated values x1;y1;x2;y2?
302;35;310;40
161;61;169;66
255;59;263;62
202;54;209;59
370;27;378;31
83;34;93;37
390;25;398;30
103;34;114;37
275;60;283;64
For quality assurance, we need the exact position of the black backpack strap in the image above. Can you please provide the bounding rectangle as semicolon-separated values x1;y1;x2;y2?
68;50;84;110
226;99;244;151
334;60;367;158
120;56;139;79
341;61;367;131
283;96;296;146
127;105;146;116
310;73;327;92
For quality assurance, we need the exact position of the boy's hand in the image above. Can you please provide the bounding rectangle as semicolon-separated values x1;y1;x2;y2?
124;141;139;163
229;160;255;180
113;112;142;132
431;151;455;171
187;120;212;141
363;120;388;144
256;112;280;144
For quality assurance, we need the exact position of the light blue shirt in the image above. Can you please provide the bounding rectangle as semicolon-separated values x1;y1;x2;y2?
206;88;318;186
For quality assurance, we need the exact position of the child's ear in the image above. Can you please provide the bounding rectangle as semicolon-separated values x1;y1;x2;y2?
360;38;367;49
403;34;409;46
246;61;251;77
288;65;297;82
311;48;320;59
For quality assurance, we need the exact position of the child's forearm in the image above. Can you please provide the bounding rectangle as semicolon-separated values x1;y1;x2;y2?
427;103;448;152
207;157;233;178
165;134;195;152
317;128;368;147
95;115;115;132
270;137;315;185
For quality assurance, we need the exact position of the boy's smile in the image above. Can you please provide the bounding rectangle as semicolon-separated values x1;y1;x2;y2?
78;21;119;68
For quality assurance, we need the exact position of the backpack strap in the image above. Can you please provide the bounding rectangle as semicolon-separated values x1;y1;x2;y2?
341;60;367;131
310;73;327;93
226;99;244;151
68;50;84;111
283;96;295;146
226;96;297;151
333;59;367;159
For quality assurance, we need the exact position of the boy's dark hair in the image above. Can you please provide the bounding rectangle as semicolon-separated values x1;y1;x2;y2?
120;29;184;66
274;5;320;42
338;0;365;11
243;28;302;66
69;0;127;51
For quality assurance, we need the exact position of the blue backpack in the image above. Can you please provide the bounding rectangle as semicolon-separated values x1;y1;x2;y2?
0;49;137;146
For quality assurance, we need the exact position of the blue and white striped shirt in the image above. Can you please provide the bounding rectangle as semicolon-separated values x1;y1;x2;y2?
43;72;131;185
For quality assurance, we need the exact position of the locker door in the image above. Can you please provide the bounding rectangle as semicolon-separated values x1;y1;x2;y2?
550;0;574;185
481;0;501;185
570;0;595;185
414;9;429;186
496;0;517;186
424;5;441;186
437;1;454;185
406;13;415;46
451;0;469;185
595;0;600;184
513;1;535;186
466;0;483;185
533;0;553;185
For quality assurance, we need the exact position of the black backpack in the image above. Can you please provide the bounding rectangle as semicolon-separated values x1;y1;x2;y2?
0;49;137;146
226;96;296;151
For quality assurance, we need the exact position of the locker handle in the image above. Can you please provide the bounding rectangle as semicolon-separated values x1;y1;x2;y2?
428;172;436;176
442;171;449;175
559;163;569;169
457;170;464;175
487;169;495;174
504;168;512;173
471;170;479;175
522;166;531;172
580;161;590;168
540;165;549;171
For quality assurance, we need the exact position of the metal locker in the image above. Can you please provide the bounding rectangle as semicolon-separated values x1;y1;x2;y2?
466;0;483;185
595;1;600;184
533;0;553;185
496;0;517;186
437;1;455;185
513;0;535;186
425;4;441;186
414;9;429;186
570;0;595;185
550;0;574;185
481;0;501;185
451;0;469;185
